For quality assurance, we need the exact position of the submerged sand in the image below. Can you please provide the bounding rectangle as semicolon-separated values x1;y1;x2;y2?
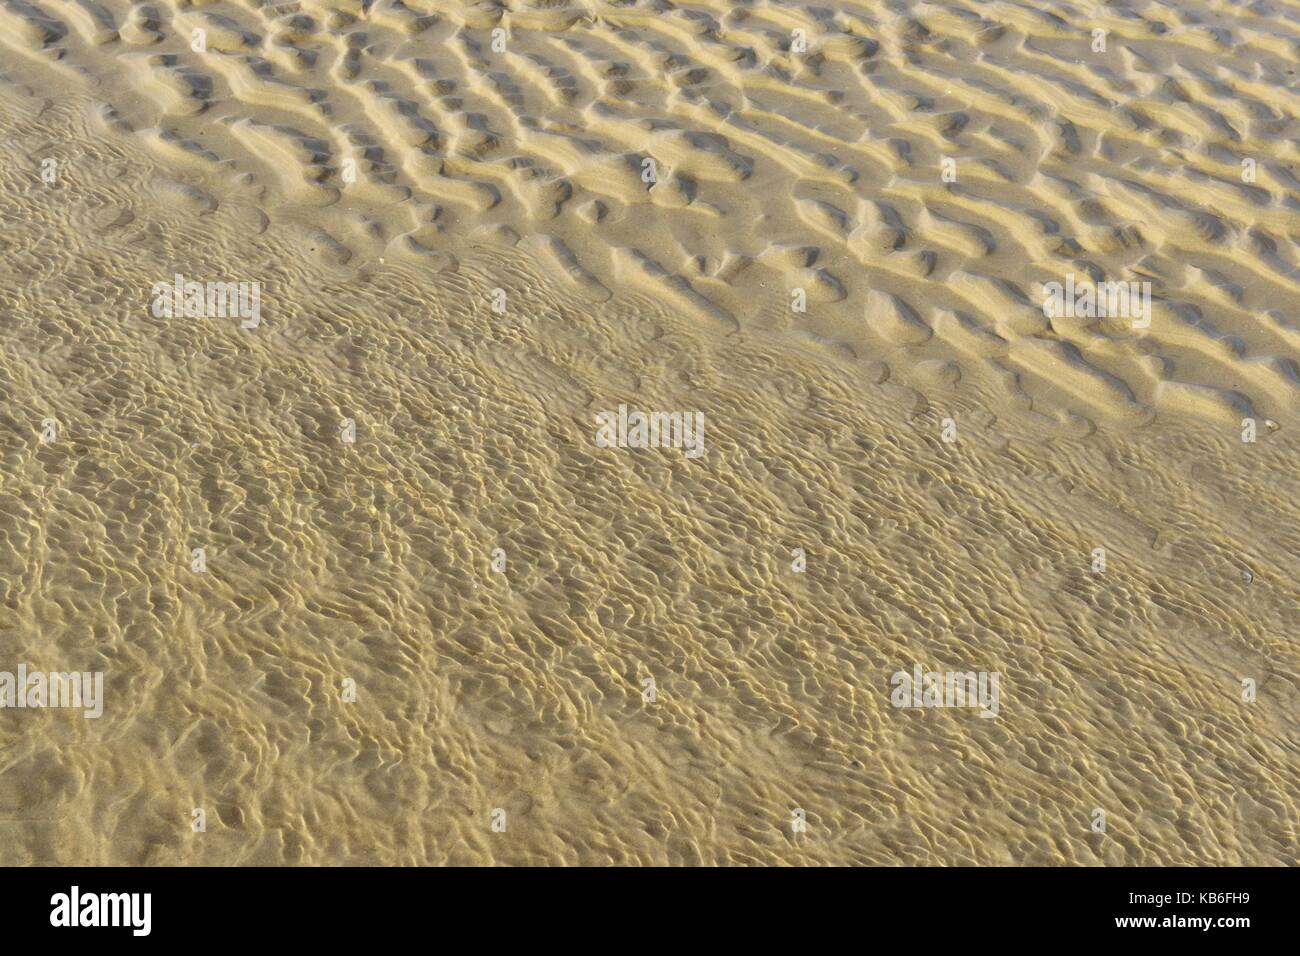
0;0;1296;864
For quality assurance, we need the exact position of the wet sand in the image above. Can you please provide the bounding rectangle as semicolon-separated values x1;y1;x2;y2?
0;0;1296;864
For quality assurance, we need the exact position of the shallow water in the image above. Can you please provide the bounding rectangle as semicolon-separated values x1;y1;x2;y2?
0;0;1296;864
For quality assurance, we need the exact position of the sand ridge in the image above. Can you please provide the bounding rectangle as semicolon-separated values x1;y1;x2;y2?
3;0;1297;426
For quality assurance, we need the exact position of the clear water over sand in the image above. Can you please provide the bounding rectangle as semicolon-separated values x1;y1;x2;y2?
0;0;1296;864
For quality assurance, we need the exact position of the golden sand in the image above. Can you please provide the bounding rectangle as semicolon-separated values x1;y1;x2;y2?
0;0;1296;864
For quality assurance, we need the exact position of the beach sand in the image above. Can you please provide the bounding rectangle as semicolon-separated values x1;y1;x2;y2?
0;0;1296;864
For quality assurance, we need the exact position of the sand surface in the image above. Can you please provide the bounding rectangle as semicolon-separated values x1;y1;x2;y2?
0;0;1296;864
